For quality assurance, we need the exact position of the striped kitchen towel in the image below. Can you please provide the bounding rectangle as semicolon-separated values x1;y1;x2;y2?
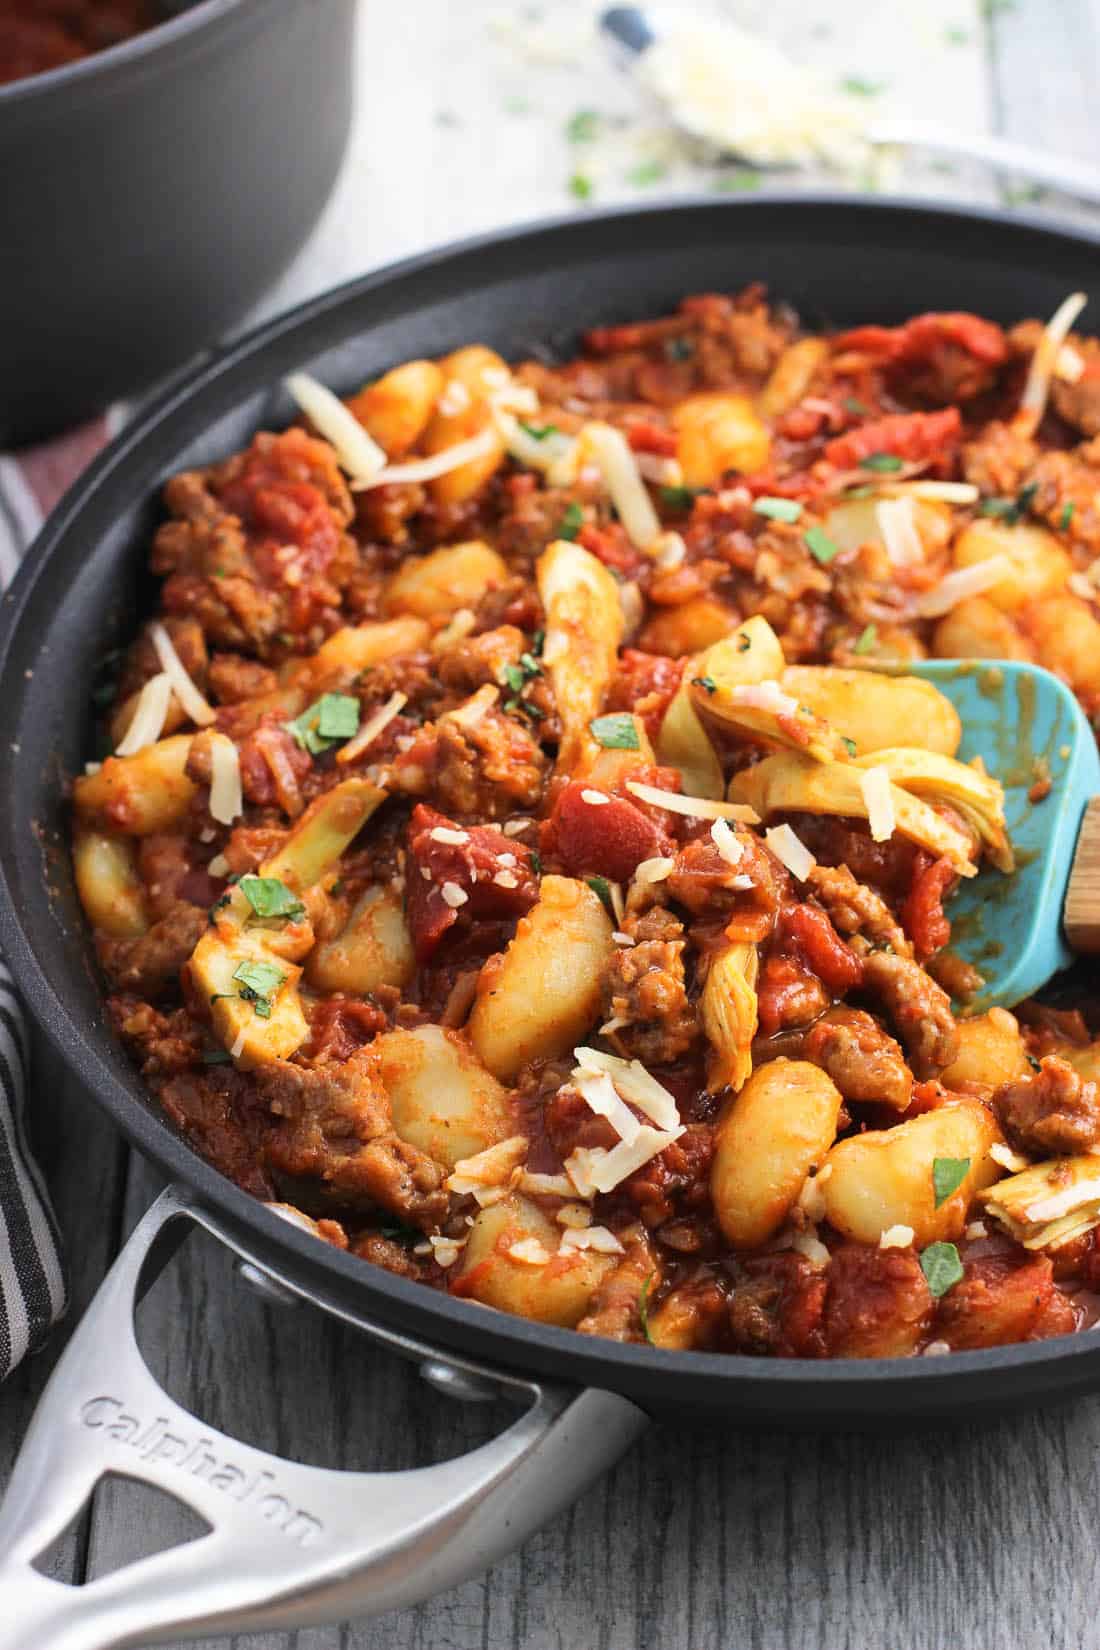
0;407;124;1377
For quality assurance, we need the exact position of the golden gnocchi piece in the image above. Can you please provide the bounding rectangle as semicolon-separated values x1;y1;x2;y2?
421;344;507;504
537;539;624;775
939;1009;1031;1092
374;1026;515;1170
72;829;148;938
1020;595;1100;694
823;496;952;562
346;359;445;457
820;1098;1003;1248
383;541;508;621
468;876;615;1082
304;885;414;996
952;519;1072;613
932;596;1033;664
308;616;431;683
72;735;196;836
638;596;742;659
452;1195;615;1326
757;337;829;418
672;392;770;487
711;1059;843;1248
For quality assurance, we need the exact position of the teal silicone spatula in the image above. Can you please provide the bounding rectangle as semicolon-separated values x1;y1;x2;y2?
898;660;1100;1008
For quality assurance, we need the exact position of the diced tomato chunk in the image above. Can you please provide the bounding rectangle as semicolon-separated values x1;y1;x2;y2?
577;522;645;579
543;780;666;883
823;408;962;470
779;904;864;994
902;853;955;959
627;420;679;457
605;649;684;741
405;804;539;962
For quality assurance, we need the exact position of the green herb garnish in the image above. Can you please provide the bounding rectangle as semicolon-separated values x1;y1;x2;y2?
804;525;841;565
841;75;883;96
920;1241;964;1299
944;25;970;44
712;170;760;193
232;959;286;1018
239;875;306;922
638;1271;656;1343
841;736;858;757
590;713;640;750
861;453;905;473
530;850;543;876
753;496;803;524
1061;501;1076;531
661;485;698;511
586;875;616;917
737;633;752;653
557;501;584;540
628;159;667;188
691;675;717;694
201;1048;234;1065
1027;1053;1042;1072
843;397;869;417
569;172;593;202
520;421;560;441
853;623;878;655
932;1157;971;1209
566;109;600;143
286;692;360;754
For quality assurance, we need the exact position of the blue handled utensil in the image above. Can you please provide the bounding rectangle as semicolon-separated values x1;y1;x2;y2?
898;660;1100;1009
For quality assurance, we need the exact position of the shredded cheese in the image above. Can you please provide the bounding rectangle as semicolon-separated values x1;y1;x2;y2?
556;1201;594;1228
990;1142;1031;1174
440;882;468;909
495;407;578;477
573;1048;681;1132
1056;343;1086;383
880;480;980;504
573;1070;642;1146
652;531;687;570
427;1234;465;1268
764;823;817;881
879;1224;915;1249
508;1238;551;1266
710;817;744;866
964;1220;988;1241
914;555;1014;618
584;422;662;553
518;1172;576;1199
581;788;611;806
635;453;683;487
114;672;173;756
503;817;533;837
351;426;498;491
430;826;470;846
208;733;243;826
337;690;407;764
230;1027;246;1060
443;683;499;727
446;1136;529;1196
633;855;675;885
207;853;230;878
1019;291;1088;427
437;378;471;417
874;498;924;567
565;1124;685;1197
860;765;896;842
284;371;387;484
431;608;478;652
790;1227;830;1267
728;681;800;717
1023;1176;1100;1224
625;779;759;823
150;623;216;726
559;1225;624;1255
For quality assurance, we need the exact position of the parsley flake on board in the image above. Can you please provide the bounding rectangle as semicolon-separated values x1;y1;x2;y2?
530;850;543;876
586;876;616;918
804;525;841;565
920;1241;964;1299
557;501;584;539
712;170;761;193
841;75;883;96
569;172;593;202
286;693;360;755
860;452;905;473
628;159;667;188
753;496;803;523
932;1156;971;1209
853;624;878;655
239;876;306;922
590;713;640;750
566;109;600;143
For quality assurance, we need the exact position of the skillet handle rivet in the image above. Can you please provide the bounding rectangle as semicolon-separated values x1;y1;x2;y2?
419;1359;500;1403
236;1260;301;1308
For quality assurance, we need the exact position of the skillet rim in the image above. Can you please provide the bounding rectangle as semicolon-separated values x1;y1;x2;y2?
7;193;1100;1419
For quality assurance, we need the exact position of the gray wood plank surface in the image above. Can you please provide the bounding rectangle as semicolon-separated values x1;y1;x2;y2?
9;3;1100;1647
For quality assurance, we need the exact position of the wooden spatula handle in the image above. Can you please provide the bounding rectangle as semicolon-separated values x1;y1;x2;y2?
1064;796;1100;952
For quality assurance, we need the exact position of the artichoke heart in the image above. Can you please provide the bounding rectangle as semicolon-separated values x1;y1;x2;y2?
852;748;1013;873
690;622;851;765
983;1155;1100;1250
728;752;979;877
700;941;759;1093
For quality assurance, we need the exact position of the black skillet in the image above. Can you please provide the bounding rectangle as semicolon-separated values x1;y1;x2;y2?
0;199;1098;1646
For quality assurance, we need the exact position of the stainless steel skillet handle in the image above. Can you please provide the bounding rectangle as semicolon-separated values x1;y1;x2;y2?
0;1185;647;1650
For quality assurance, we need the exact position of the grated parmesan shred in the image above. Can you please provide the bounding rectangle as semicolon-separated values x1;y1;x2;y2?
573;1048;680;1132
874;498;924;567
208;733;243;826
764;823;816;881
150;623;216;726
626;779;759;823
860;765;896;843
446;1136;529;1197
879;1224;915;1249
565;1124;685;1197
352;426;499;491
508;1238;551;1266
914;555;1014;618
573;1070;642;1145
114;672;173;756
559;1225;624;1255
284;371;387;484
337;690;407;764
1020;291;1088;428
728;680;800;717
584;422;662;553
710;817;744;866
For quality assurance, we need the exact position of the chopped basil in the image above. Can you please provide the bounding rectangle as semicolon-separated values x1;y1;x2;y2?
586;875;616;917
239;875;306;922
844;397;869;416
1061;501;1076;531
638;1271;656;1344
841;736;858;757
208;892;232;923
853;624;878;655
1015;481;1039;517
566;109;600;143
530;850;543;876
860;453;905;473
286;693;360;755
737;633;752;653
979;496;1015;519
920;1241;964;1299
557;501;584;540
1027;1053;1042;1072
505;696;546;722
664;337;695;362
379;1222;420;1245
232;959;286;1017
569;172;593;202
590;713;640;750
844;485;875;500
932;1156;971;1209
660;485;698;511
628;159;667;188
691;675;717;694
753;496;803;524
532;628;545;656
520;421;560;441
501;664;526;695
520;651;542;677
804;525;841;565
201;1048;234;1066
841;75;883;96
980;483;1037;526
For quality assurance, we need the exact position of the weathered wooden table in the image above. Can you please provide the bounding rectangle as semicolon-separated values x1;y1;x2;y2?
6;2;1100;1644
